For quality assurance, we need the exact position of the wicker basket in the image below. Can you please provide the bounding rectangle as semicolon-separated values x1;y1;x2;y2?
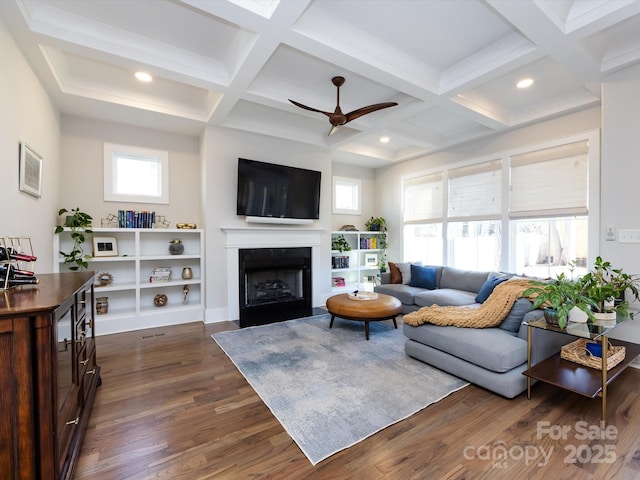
560;338;625;370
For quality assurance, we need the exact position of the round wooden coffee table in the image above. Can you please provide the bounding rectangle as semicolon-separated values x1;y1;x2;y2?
326;292;401;340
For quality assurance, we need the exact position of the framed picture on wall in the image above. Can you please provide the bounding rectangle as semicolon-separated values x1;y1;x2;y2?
19;142;42;197
93;237;119;257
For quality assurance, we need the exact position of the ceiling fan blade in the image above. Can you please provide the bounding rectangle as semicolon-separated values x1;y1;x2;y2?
328;125;339;136
288;99;332;117
344;102;398;123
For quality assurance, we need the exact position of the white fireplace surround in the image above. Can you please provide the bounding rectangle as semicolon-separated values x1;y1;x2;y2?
222;227;325;321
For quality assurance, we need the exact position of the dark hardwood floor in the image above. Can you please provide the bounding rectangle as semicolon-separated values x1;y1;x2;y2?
73;320;640;480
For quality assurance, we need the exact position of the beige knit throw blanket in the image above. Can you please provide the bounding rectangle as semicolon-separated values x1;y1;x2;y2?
403;279;535;328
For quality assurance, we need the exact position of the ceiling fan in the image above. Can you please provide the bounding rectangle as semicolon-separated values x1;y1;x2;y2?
288;76;398;135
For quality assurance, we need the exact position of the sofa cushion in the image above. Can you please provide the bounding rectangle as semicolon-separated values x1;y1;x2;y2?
439;267;490;293
409;265;436;289
498;298;533;335
388;262;402;284
475;275;509;303
374;283;427;305
414;289;478;307
396;262;412;284
403;323;527;372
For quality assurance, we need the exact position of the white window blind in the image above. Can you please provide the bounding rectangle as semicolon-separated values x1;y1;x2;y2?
509;140;588;218
403;173;443;223
448;160;501;220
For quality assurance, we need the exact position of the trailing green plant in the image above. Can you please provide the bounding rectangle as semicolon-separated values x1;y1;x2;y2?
365;216;386;232
331;234;351;253
577;256;640;317
522;273;597;329
364;217;388;271
55;208;93;270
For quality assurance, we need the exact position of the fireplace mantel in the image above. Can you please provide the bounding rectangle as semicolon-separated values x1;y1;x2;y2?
221;227;326;320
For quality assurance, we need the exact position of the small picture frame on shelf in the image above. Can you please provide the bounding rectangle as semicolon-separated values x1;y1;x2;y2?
92;236;118;257
365;253;378;267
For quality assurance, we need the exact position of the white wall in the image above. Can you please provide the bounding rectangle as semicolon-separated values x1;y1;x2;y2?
0;17;61;273
600;63;640;345
201;127;332;322
60;116;201;231
375;106;602;264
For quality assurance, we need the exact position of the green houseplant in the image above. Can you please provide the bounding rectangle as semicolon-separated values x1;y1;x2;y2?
577;256;640;319
522;273;597;329
364;217;388;272
55;207;93;270
365;217;386;232
331;234;351;253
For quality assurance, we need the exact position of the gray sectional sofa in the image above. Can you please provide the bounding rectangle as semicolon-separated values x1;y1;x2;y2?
374;265;570;398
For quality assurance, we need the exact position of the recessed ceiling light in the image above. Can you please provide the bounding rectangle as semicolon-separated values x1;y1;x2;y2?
516;78;534;89
380;136;390;143
135;71;153;82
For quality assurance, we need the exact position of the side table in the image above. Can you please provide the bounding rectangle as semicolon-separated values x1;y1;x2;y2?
523;315;640;423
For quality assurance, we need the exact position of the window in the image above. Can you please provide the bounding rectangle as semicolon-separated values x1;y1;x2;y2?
511;217;588;278
510;141;588;217
402;173;444;264
404;223;443;265
332;177;361;214
403;173;442;223
104;143;169;204
447;161;502;269
509;140;590;277
401;133;597;274
448;220;502;270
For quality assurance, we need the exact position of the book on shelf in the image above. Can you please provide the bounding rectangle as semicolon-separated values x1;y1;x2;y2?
331;256;349;269
118;210;156;228
149;267;171;282
332;277;345;287
360;237;378;249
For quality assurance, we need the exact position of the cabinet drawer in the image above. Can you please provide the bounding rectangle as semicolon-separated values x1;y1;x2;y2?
76;288;91;319
75;316;88;350
79;342;97;406
57;384;82;473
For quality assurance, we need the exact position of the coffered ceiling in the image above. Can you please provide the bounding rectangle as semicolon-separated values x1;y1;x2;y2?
2;0;640;168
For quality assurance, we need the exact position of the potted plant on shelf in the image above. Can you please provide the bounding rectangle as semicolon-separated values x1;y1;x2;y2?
55;207;93;270
577;256;640;320
365;216;386;232
522;273;597;329
331;234;351;253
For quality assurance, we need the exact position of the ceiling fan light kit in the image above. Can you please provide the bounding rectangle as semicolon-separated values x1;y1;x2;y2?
289;76;398;135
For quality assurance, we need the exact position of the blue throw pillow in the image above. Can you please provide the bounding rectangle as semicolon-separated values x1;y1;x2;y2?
498;298;533;335
409;264;436;290
475;275;509;303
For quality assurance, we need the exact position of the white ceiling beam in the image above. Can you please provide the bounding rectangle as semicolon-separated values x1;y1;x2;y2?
487;0;603;96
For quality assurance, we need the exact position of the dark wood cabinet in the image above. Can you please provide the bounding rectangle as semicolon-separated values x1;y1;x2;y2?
0;272;100;480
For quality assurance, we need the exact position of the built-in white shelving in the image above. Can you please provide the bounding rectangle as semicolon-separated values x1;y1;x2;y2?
330;231;385;293
53;228;204;335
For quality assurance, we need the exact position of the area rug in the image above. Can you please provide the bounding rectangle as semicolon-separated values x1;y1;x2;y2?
211;314;468;465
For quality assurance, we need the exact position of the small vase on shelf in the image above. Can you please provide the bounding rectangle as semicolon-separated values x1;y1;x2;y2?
169;239;184;255
181;267;193;279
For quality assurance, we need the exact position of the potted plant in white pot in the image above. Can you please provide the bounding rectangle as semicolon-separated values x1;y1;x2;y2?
522;273;597;329
577;256;640;321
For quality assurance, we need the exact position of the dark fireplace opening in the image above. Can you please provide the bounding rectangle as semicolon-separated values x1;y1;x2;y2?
239;247;312;327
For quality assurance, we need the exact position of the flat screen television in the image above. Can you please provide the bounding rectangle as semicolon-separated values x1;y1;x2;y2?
236;158;321;220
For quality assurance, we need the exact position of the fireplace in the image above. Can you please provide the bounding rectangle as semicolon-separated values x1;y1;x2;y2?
239;247;312;327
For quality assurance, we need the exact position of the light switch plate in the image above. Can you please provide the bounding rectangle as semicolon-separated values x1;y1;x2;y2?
619;229;640;243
